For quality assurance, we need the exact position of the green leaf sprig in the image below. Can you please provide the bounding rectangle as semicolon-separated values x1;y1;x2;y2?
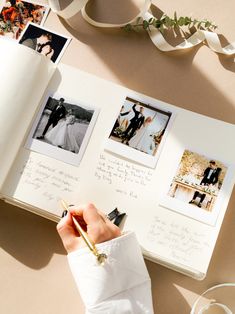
123;12;217;33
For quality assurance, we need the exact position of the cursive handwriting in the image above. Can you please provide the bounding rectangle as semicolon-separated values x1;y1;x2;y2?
20;157;79;200
94;153;153;187
147;216;210;263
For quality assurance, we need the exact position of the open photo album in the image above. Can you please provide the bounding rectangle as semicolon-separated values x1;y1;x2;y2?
0;39;235;280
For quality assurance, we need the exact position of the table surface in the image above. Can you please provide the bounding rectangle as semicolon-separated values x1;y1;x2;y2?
1;1;235;313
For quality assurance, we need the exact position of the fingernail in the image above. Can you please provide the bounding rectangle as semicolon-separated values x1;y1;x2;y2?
62;210;68;218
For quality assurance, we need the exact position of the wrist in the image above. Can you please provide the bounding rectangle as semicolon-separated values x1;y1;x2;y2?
67;231;128;256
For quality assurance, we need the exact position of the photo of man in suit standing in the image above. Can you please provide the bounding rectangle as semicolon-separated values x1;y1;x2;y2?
37;97;66;139
189;160;220;208
121;102;145;145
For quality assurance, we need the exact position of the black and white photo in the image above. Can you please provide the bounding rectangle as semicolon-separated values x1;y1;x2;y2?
106;96;173;168
26;92;99;165
18;22;70;63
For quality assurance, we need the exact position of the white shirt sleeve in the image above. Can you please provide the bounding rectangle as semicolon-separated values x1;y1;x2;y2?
67;231;154;314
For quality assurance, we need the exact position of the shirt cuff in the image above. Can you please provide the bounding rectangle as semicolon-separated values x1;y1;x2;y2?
67;231;151;307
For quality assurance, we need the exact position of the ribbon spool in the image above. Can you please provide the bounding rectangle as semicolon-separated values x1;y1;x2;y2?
49;0;235;55
191;283;235;314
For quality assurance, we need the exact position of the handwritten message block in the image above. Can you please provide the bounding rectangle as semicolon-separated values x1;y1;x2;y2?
19;157;80;201
146;216;210;264
94;153;153;187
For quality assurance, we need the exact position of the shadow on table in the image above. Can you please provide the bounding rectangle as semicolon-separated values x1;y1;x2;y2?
59;1;235;124
0;200;65;269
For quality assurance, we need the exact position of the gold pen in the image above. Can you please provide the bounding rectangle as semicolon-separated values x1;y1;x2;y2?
60;200;107;265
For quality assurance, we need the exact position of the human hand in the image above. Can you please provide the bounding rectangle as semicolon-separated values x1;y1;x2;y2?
57;203;121;253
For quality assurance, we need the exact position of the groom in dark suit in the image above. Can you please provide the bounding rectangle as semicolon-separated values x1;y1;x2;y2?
121;102;145;145
189;160;220;208
37;98;66;139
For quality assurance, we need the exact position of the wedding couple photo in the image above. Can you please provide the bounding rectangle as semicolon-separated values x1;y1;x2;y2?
107;96;173;168
161;149;230;225
18;22;70;63
27;93;99;165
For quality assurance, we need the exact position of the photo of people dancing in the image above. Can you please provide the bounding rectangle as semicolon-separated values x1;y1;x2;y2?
109;97;171;156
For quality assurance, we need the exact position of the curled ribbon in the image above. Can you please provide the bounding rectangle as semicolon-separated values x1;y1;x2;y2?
190;283;235;314
49;0;235;55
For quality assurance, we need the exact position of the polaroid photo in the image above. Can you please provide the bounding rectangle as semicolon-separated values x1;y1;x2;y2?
0;0;49;40
26;92;100;166
18;22;71;64
105;96;174;168
160;149;235;226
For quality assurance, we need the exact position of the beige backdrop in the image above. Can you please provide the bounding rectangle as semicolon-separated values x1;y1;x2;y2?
1;0;235;313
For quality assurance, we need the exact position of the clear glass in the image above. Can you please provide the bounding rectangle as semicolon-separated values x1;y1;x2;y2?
192;284;235;314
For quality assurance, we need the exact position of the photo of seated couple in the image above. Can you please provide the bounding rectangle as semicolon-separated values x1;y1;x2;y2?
109;97;171;157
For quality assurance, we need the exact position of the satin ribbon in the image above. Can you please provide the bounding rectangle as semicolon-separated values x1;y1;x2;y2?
50;0;235;55
190;283;235;314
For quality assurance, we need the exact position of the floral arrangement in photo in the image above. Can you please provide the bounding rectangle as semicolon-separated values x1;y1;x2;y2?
0;0;46;39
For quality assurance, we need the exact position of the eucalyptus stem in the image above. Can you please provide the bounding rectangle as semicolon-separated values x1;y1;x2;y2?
123;12;217;33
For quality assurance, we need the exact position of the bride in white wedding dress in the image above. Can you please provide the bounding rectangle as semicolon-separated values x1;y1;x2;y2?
129;116;155;155
45;110;80;153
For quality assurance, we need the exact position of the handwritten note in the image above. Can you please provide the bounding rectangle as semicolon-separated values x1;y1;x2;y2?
19;157;80;201
146;216;210;263
94;153;153;187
